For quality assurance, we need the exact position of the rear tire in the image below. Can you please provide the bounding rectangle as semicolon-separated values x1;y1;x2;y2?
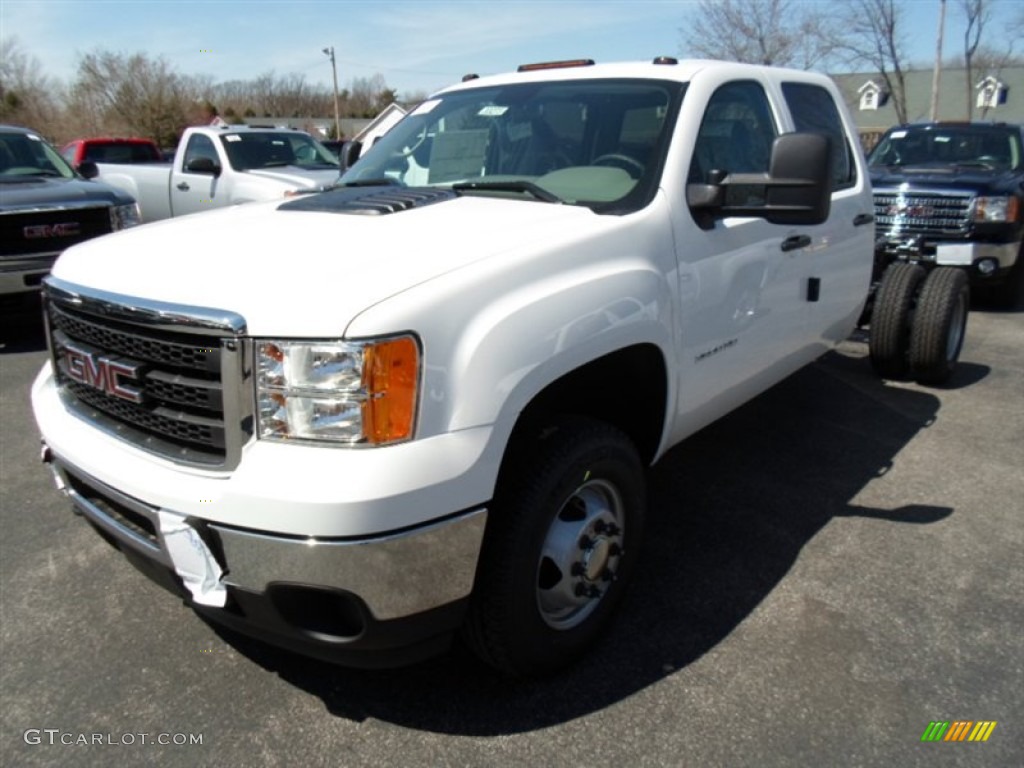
463;417;645;677
909;267;969;385
869;263;927;380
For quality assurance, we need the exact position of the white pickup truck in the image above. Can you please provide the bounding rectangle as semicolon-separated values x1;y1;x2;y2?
31;58;968;676
81;125;341;222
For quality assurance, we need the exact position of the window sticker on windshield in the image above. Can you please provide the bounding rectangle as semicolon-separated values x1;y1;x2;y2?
478;105;509;117
935;136;951;143
413;99;441;116
890;130;907;139
225;135;242;142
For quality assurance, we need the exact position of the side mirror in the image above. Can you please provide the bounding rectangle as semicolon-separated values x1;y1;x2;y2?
186;156;221;176
338;140;362;171
687;132;832;226
77;161;99;179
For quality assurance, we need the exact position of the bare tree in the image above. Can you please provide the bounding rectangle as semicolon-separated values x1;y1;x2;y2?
679;0;835;69
70;51;194;147
210;71;333;119
961;0;990;119
0;37;62;137
348;74;391;118
835;0;910;124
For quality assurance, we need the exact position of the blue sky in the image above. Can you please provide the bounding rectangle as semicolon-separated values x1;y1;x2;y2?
2;0;1022;100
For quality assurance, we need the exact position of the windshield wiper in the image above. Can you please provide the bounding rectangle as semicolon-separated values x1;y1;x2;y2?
452;180;561;203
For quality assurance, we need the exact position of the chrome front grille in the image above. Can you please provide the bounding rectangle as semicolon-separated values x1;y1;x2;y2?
43;277;251;469
49;304;220;372
873;188;974;237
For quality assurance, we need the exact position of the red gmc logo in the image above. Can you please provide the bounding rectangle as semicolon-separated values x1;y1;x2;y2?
887;203;934;218
62;342;143;403
24;222;81;239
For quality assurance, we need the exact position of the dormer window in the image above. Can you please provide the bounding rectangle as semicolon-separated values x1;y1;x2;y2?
976;76;1008;110
857;80;887;111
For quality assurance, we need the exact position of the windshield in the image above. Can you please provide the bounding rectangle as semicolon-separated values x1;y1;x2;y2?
341;78;683;211
0;130;77;181
869;125;1023;171
220;131;340;171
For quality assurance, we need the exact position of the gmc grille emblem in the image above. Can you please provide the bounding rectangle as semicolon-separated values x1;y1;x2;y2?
23;222;81;239
887;203;934;219
62;342;144;403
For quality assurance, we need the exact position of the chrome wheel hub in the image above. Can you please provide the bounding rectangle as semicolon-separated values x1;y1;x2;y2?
536;478;625;629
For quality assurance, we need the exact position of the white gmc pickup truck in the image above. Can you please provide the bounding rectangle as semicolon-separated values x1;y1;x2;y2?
81;125;340;222
31;58;968;676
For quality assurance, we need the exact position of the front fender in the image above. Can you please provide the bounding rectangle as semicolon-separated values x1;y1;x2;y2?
344;195;679;451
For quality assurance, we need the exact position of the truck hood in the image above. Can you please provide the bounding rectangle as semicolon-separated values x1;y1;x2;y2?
0;175;135;211
243;167;341;189
50;192;603;336
869;166;1024;194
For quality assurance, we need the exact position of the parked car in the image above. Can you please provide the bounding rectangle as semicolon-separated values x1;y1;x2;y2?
31;58;967;676
61;137;163;167
0;124;140;298
85;125;341;222
868;121;1024;308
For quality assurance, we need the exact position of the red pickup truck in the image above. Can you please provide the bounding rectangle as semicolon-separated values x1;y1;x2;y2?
60;137;163;167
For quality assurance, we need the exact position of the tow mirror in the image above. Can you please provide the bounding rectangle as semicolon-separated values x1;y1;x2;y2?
687;132;832;226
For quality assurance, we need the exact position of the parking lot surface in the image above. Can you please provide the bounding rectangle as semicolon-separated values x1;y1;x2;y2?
2;296;1021;767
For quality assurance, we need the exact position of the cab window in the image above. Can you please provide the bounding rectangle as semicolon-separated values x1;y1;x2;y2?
781;82;856;189
689;81;777;206
182;134;219;172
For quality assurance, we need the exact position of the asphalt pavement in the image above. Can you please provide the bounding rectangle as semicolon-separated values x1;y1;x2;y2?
1;294;1021;767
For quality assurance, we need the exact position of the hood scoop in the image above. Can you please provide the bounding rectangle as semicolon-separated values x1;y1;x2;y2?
279;185;457;216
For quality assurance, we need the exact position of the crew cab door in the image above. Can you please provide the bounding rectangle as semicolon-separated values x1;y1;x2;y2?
668;78;812;433
776;80;874;350
170;133;223;217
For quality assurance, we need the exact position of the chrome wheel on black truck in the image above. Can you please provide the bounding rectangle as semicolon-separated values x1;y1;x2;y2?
464;417;645;677
909;267;969;385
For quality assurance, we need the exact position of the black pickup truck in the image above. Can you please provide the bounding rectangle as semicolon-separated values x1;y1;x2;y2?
0;124;140;301
868;122;1024;308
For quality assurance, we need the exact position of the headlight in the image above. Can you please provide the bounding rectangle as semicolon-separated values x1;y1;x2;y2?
256;335;419;445
110;202;142;230
972;195;1019;223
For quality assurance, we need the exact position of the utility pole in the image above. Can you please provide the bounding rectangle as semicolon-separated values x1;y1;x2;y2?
930;0;947;121
323;46;341;140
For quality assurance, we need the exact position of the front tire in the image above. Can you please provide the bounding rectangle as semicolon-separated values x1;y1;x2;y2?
909;267;969;385
463;418;646;677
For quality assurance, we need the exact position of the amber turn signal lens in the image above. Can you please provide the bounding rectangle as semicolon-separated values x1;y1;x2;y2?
362;336;419;444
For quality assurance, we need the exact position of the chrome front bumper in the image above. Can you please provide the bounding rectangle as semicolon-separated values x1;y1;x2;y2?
43;448;487;622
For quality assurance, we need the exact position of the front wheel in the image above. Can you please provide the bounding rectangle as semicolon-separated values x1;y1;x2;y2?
463;418;646;677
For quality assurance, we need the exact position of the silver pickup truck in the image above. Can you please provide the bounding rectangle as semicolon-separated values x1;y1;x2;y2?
81;126;341;222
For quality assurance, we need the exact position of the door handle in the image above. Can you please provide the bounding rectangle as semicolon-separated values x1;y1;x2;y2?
176;182;190;191
781;235;811;252
853;213;874;226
